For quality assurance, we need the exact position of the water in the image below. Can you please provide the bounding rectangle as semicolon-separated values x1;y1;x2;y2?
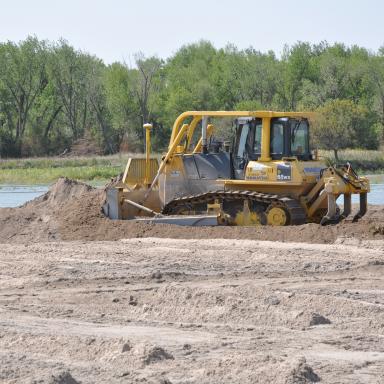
0;182;383;208
350;183;384;205
0;185;49;208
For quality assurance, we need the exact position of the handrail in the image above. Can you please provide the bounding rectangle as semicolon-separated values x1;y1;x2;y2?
169;111;315;145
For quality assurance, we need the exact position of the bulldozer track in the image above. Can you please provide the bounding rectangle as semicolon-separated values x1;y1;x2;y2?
162;190;307;225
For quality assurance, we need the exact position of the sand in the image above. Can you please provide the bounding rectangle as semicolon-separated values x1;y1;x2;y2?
0;178;383;383
0;177;383;245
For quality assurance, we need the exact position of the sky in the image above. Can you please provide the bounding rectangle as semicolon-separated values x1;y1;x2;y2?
1;0;384;64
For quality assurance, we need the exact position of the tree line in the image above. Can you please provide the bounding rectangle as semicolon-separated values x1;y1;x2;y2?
0;37;383;158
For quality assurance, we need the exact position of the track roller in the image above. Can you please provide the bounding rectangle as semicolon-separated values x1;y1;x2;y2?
266;204;289;226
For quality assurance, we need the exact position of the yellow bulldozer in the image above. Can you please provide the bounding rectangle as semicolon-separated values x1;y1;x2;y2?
103;111;370;226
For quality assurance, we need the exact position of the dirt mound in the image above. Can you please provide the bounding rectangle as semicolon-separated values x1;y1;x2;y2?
0;178;104;243
143;346;174;365
46;177;94;204
286;358;320;383
309;313;331;326
50;371;80;384
0;177;383;244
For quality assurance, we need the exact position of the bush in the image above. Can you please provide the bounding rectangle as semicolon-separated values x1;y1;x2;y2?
0;131;21;158
312;99;379;160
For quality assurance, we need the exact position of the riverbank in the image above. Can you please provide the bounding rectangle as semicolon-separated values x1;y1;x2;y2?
0;150;383;185
321;149;384;173
0;154;130;184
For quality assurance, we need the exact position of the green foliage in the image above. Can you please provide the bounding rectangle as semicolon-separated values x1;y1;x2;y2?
0;37;49;156
312;99;378;160
213;46;278;110
320;149;384;173
0;37;384;159
162;41;218;119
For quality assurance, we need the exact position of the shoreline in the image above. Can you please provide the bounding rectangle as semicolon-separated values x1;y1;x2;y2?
0;167;383;186
0;151;383;184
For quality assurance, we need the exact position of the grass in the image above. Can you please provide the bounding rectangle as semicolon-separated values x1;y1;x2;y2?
319;149;384;174
0;166;123;185
0;154;132;170
0;154;147;185
0;149;383;185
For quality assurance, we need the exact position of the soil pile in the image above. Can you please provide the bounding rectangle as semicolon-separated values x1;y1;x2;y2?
0;177;383;244
0;178;105;243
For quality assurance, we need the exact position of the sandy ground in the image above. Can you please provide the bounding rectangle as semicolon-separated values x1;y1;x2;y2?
1;238;384;383
0;179;384;383
0;178;383;245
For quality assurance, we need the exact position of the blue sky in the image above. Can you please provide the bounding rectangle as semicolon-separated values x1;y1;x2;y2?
1;0;383;63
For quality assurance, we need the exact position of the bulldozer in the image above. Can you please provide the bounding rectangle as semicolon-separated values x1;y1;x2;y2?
103;111;370;226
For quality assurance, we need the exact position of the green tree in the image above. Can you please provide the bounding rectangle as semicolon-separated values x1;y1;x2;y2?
26;80;64;155
104;62;142;151
368;51;384;139
312;99;374;161
0;38;382;157
83;56;115;153
162;41;218;123
0;37;48;155
133;53;163;127
49;40;90;139
213;46;279;110
277;42;317;109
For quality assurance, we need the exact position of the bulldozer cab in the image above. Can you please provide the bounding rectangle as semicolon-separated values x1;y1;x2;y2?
233;118;262;178
233;117;312;178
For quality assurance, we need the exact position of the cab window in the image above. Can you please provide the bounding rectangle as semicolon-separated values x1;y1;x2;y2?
253;122;262;155
236;123;250;158
290;120;309;156
270;122;284;155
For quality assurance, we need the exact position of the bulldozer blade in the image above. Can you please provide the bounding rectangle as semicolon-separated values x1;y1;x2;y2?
103;187;162;220
123;198;161;217
103;187;121;219
352;193;367;222
134;215;220;226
